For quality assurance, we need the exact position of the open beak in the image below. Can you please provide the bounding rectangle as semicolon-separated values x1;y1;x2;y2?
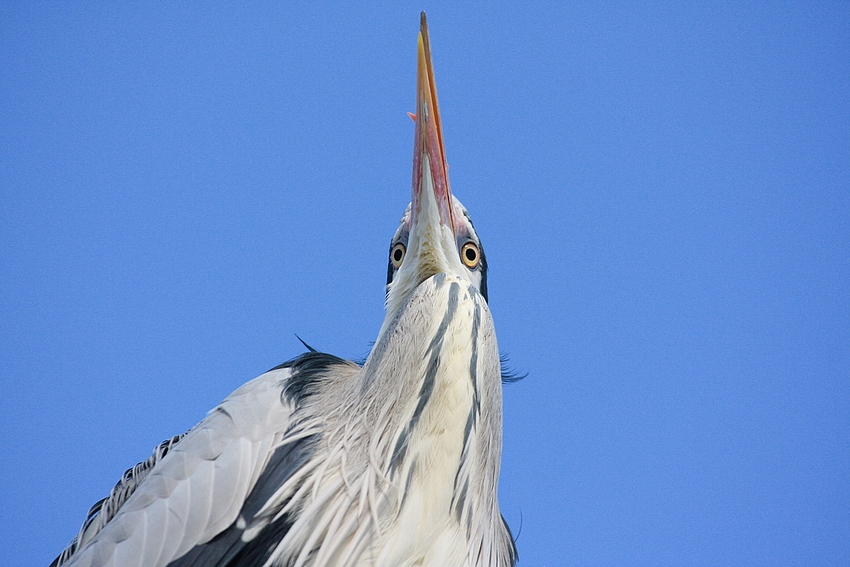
411;12;454;233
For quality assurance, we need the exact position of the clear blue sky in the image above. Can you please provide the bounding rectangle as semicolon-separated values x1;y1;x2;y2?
2;3;848;566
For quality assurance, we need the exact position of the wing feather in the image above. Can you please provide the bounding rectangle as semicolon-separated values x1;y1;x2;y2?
205;439;246;531
57;354;361;567
110;514;144;567
140;503;167;567
59;368;299;567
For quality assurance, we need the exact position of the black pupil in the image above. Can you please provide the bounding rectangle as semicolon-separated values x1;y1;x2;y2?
394;248;403;262
465;247;476;262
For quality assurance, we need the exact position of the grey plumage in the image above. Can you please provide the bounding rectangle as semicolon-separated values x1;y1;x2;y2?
51;435;187;567
51;13;517;567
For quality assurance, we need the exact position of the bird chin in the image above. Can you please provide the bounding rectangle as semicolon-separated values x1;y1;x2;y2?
380;270;473;342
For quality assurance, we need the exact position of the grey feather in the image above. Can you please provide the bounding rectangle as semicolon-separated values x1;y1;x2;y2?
51;434;187;567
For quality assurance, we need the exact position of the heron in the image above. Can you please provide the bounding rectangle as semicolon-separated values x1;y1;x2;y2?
51;13;518;567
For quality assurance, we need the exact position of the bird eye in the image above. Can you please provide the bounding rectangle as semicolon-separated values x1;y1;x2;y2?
461;242;480;269
391;243;406;268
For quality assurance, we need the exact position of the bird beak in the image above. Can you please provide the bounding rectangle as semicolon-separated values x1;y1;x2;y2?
411;12;454;233
380;14;465;330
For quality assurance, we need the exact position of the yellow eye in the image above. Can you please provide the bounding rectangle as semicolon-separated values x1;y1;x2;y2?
391;243;406;268
461;242;480;269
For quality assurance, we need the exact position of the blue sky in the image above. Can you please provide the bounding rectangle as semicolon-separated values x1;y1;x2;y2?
1;2;848;566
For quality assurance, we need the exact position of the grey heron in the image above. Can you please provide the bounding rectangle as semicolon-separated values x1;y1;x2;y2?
52;13;518;567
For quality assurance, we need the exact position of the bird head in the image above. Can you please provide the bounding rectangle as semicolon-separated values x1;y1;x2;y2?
384;13;489;326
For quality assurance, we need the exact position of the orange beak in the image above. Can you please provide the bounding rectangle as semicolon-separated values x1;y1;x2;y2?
411;12;454;232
